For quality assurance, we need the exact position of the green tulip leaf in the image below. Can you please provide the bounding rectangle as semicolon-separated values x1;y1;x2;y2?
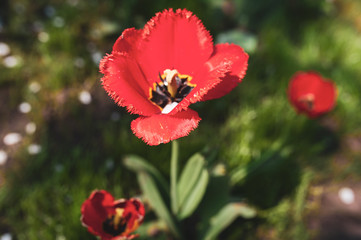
137;172;181;239
177;153;205;211
202;203;256;240
178;168;209;219
123;154;169;195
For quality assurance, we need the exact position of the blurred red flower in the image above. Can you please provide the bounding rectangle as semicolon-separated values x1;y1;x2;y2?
81;190;145;240
100;8;248;145
288;71;336;118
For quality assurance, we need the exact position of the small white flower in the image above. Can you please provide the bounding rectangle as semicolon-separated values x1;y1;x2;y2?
38;32;49;43
29;81;41;93
54;164;64;173
44;6;55;17
3;133;22;146
53;16;65;28
0;233;12;240
338;187;355;205
67;0;79;6
91;52;102;65
56;235;66;240
105;159;114;170
25;122;37;134
3;56;19;68
0;150;8;166
19;102;32;113
78;90;92;105
0;42;10;56
28;144;42;155
74;57;85;68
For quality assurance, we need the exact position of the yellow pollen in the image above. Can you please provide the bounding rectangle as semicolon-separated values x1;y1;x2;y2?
113;208;124;229
163;69;179;97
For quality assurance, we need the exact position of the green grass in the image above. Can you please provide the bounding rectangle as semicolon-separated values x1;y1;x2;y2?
1;0;361;239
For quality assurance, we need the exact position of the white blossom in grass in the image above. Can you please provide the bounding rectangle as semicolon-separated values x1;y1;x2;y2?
74;57;85;68
25;122;36;134
0;42;10;56
0;150;8;166
28;144;42;155
44;6;55;17
78;90;92;105
3;133;22;146
19;102;31;113
105;158;114;170
67;0;79;6
110;112;121;121
3;56;19;68
14;3;25;14
56;235;66;240
338;187;355;205
91;52;102;65
54;164;64;173
53;16;65;28
32;21;44;32
38;32;49;43
29;81;41;93
0;233;12;240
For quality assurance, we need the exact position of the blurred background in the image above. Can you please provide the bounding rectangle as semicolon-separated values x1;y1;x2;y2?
1;0;361;239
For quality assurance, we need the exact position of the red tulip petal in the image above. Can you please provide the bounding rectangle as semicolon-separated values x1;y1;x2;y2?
173;70;222;112
122;199;145;232
81;190;115;237
288;72;336;118
131;109;201;145
138;9;214;84
129;198;145;221
313;80;336;114
172;44;248;113
100;52;161;116
113;28;142;54
201;43;249;101
288;72;319;102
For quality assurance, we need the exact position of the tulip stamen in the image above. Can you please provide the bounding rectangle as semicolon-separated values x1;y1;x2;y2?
149;69;196;112
102;208;127;236
298;93;315;110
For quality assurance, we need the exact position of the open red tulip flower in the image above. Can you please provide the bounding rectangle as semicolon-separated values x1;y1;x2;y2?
100;8;248;145
81;190;145;240
287;71;337;118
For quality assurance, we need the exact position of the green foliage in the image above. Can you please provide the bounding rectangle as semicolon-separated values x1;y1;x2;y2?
124;149;255;240
202;203;256;240
138;172;181;239
1;0;361;239
177;153;207;218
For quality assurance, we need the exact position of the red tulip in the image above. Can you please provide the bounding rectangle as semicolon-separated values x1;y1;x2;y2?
81;190;145;240
288;71;336;118
100;8;248;145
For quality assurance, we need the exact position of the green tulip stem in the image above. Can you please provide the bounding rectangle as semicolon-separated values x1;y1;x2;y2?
170;140;179;214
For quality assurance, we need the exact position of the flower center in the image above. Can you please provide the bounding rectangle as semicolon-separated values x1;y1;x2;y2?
102;208;127;236
298;93;314;110
149;69;196;113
